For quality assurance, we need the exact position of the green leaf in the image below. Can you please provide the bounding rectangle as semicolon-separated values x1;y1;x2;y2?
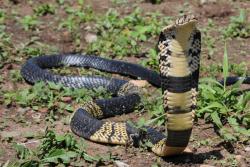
197;102;225;114
223;43;229;89
220;128;237;141
137;118;146;128
83;153;96;162
78;0;84;5
145;140;153;148
227;117;239;126
42;149;77;163
48;82;62;90
239;9;246;23
55;134;65;142
211;112;223;128
199;77;223;87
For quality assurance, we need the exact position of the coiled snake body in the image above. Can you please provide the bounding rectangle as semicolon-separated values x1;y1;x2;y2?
21;15;250;156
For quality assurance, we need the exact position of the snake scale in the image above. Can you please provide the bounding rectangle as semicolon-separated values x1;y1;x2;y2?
21;15;250;156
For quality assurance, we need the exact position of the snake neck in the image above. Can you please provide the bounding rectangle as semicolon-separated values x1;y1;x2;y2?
155;15;200;156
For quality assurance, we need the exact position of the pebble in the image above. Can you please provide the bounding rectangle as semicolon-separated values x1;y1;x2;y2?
84;25;91;31
32;113;41;122
200;0;217;5
114;160;130;167
200;165;215;167
84;33;97;43
184;147;193;153
129;80;148;87
245;146;250;152
235;155;247;167
235;155;243;161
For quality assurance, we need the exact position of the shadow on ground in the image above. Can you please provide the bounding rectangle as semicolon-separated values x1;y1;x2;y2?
163;150;223;165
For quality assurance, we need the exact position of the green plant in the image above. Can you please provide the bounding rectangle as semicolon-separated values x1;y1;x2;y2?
34;4;56;16
197;45;250;142
134;88;166;127
194;138;213;147
222;9;250;38
56;0;65;5
111;0;128;4
13;130;115;166
4;81;111;114
87;8;171;58
58;15;77;32
21;47;43;57
230;62;248;76
20;15;41;31
58;5;94;32
0;9;5;24
140;48;158;70
201;19;216;57
17;37;58;58
13;143;33;160
9;69;23;82
201;62;248;78
0;25;13;68
218;155;238;167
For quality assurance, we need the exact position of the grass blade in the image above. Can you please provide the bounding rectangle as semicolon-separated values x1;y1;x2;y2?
223;43;229;90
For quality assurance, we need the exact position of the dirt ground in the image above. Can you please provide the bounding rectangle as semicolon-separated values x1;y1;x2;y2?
0;0;250;167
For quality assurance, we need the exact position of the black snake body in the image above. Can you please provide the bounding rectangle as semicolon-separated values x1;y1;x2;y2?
21;15;250;156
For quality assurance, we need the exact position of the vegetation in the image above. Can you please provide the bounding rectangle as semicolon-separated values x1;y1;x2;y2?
0;0;249;166
222;9;250;38
197;46;250;142
20;15;41;31
8;130;115;166
86;8;171;59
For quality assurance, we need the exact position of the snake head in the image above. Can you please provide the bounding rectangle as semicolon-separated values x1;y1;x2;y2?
175;14;198;26
158;14;199;52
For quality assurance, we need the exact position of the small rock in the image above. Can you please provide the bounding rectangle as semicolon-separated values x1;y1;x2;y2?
129;80;148;87
235;155;247;167
32;113;41;122
200;0;217;5
114;160;130;167
84;33;97;43
24;140;40;147
184;147;193;153
84;25;91;31
245;146;250;152
200;165;215;167
235;155;243;161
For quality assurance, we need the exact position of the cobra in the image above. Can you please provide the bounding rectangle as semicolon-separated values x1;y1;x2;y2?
21;15;250;156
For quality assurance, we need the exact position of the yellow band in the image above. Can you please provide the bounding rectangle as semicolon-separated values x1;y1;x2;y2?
167;112;193;131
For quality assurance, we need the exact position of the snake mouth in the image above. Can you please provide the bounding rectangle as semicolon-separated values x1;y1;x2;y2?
175;14;197;26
